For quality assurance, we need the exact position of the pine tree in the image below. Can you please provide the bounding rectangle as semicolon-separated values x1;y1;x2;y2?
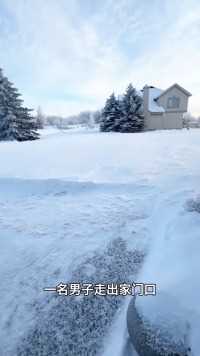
0;68;39;141
100;93;121;132
120;84;144;133
114;98;124;132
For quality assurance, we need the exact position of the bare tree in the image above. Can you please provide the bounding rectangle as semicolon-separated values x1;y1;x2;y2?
36;106;45;129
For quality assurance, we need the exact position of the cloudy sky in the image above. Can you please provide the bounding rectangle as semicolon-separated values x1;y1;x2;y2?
0;0;200;116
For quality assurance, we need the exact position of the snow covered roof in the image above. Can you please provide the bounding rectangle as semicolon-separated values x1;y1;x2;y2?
148;87;165;113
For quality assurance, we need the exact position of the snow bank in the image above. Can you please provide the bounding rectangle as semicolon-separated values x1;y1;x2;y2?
136;176;200;355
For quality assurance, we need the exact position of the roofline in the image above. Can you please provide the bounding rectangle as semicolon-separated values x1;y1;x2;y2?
156;83;192;99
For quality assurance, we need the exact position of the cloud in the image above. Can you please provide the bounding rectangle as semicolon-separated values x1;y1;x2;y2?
0;0;200;116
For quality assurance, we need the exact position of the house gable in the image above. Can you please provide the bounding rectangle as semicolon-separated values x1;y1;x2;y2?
156;83;192;99
156;84;191;113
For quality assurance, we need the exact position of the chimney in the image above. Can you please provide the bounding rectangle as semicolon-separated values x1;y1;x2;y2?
143;85;149;116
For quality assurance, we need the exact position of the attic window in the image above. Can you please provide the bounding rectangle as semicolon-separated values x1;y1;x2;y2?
167;96;180;109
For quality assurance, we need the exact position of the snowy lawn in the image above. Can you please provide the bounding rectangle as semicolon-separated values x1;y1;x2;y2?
0;127;200;355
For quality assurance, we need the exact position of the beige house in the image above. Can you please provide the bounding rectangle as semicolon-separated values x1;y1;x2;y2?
143;83;192;130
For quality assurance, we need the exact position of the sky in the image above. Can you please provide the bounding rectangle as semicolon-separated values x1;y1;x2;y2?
0;0;200;117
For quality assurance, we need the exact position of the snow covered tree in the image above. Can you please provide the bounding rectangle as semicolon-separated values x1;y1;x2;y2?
119;84;144;133
99;85;144;133
17;107;39;140
100;93;121;132
0;68;39;141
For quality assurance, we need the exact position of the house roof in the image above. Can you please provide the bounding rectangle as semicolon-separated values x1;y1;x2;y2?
156;83;192;99
148;87;165;113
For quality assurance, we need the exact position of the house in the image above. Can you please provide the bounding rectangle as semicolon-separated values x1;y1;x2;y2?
143;83;192;130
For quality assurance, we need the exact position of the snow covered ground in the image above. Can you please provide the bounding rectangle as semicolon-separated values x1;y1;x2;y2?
0;127;200;355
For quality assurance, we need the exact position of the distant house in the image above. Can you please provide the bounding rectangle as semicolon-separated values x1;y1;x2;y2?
143;83;192;130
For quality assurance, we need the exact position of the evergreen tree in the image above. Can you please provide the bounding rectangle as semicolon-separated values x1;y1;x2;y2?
114;98;124;132
100;93;121;132
0;68;39;141
120;84;144;133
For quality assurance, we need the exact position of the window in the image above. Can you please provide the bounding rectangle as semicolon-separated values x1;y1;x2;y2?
167;96;180;109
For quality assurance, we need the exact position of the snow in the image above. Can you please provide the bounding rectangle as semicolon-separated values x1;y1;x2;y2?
0;127;200;355
136;181;200;353
148;87;165;113
103;297;139;356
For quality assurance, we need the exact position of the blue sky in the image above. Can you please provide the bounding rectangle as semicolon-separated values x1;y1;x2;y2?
0;0;200;116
